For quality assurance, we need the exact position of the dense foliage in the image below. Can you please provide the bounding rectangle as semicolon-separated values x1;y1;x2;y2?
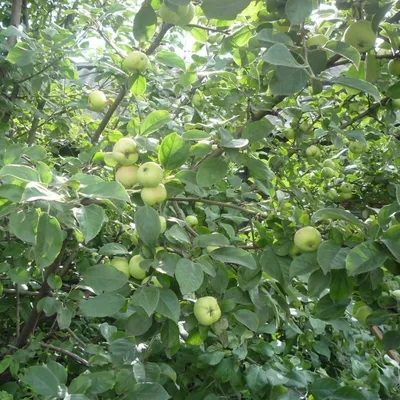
0;0;400;399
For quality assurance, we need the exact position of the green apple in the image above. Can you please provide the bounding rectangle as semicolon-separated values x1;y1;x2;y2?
176;3;195;25
321;167;335;178
159;216;167;233
327;188;338;200
349;141;365;154
192;92;204;108
207;246;219;253
294;226;322;253
123;51;150;73
353;301;367;315
285;129;295;140
185;215;198;227
115;166;138;189
322;159;335;169
111;258;130;278
129;255;147;280
391;289;400;299
355;305;372;325
343;21;376;53
340;183;353;193
137;162;164;187
388;59;400;76
131;230;140;246
289;244;301;258
88;90;108;111
193;296;221;326
306;34;328;48
159;3;189;24
141;184;167;206
306;145;321;158
209;33;223;45
112;138;138;166
338;192;353;201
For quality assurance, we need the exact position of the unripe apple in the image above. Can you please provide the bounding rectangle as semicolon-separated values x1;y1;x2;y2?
159;216;167;233
115;166;138;188
285;129;296;140
159;3;189;24
141;184;167;206
137;162;164;187
111;258;130;278
338;192;353;201
343;21;376;53
294;226;322;253
192;92;204;108
327;188;338;200
388;59;400;76
321;167;335;178
88;90;108;111
354;305;372;325
129;255;147;280
123;51;150;73
306;145;321;158
176;3;195;25
340;183;353;193
349;141;365;154
209;33;223;45
289;244;301;258
391;289;400;299
185;215;198;227
306;34;328;48
322;159;335;169
112;138;138;166
193;296;221;326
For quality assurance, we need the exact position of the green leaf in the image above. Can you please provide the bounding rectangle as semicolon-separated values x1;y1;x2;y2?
126;308;153;336
133;4;157;42
129;74;147;96
234;309;259;331
57;306;73;330
317;241;349;274
22;366;62;397
140;110;170;136
99;243;129;256
128;383;170;400
331;77;381;101
256;29;293;46
201;0;250;20
132;286;160;317
345;241;388;276
310;377;340;400
387;81;400;99
315;294;350;321
161;320;180;356
260;247;289;286
156;288;180;322
210;247;257;270
329;270;355;302
156;52;185;70
270;67;309;95
263;44;306;68
79;293;125;317
312;208;366;228
6;46;36;66
159;133;191;170
0;164;40;183
382;330;400;351
215;358;237;383
82;264;128;293
325;41;361;68
329;387;367;400
246;158;275;182
285;0;312;26
0;184;24;202
193;234;230;248
21;182;62;202
9;209;39;244
182;130;210;141
135;206;161;247
73;204;105;244
290;253;319;279
80;182;130;202
34;214;63;269
196;158;228;187
381;225;400;261
242;120;274;143
175;259;204;295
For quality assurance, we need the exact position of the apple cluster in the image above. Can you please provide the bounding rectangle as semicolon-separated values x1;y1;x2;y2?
159;1;195;26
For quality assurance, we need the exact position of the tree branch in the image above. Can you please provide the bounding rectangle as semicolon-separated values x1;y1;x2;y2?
7;0;22;47
40;343;89;366
2;288;39;296
186;24;230;35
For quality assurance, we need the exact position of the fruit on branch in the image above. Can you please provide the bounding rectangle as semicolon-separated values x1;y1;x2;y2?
340;183;353;193
327;188;338;201
306;145;321;158
141;184;167;206
115;166;138;188
289;244;301;258
306;34;328;48
129;255;147;280
343;21;376;53
192;92;204;108
322;159;335;169
391;289;400;299
185;215;198;227
354;305;372;325
88;90;108;111
137;162;164;187
123;51;150;73
159;2;194;25
209;33;223;45
321;167;335;178
349;141;365;154
285;129;296;140
294;227;322;253
193;296;221;326
159;216;167;233
388;59;400;76
112;138;138;166
111;258;130;278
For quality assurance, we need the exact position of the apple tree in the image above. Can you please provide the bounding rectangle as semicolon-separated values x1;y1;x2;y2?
0;0;400;399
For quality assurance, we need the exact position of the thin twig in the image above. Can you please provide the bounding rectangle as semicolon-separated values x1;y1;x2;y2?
186;24;230;35
40;343;89;366
66;328;86;349
96;28;126;58
171;201;198;237
15;284;20;337
2;288;40;296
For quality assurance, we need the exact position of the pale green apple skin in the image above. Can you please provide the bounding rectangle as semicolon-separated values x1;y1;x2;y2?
322;159;335;169
306;34;328;47
294;227;322;253
349;141;365;154
129;255;147;280
176;3;195;25
185;215;198;227
159;216;167;233
388;59;400;76
306;145;321;158
354;305;372;325
159;3;189;24
123;51;150;73
141;184;167;206
115;166;138;189
321;167;335;178
392;289;400;299
112;138;138;166
111;258;130;278
340;183;353;193
343;21;376;53
88;90;108;111
193;296;222;326
137;162;164;187
327;188;338;200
